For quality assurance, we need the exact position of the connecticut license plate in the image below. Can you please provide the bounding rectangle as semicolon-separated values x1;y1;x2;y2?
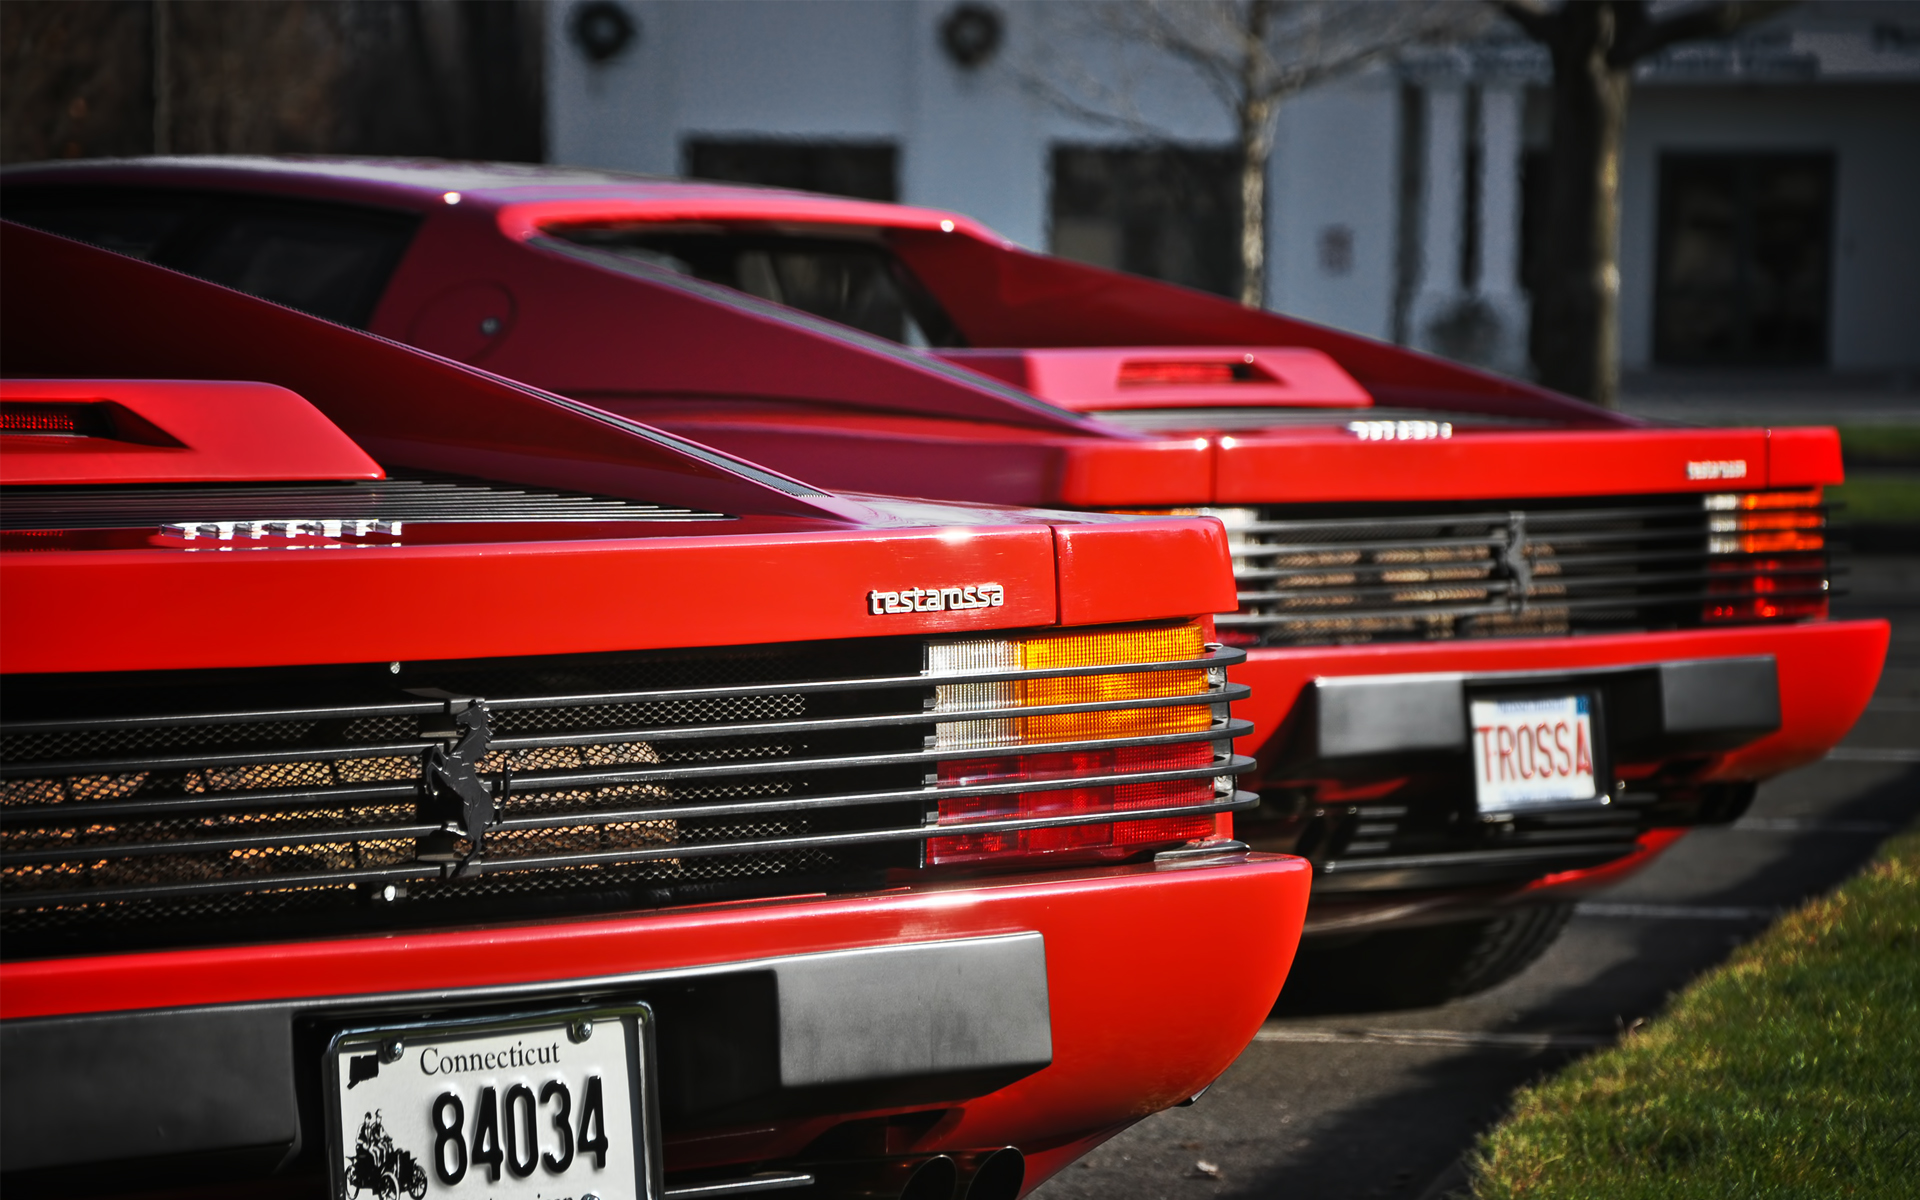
1469;694;1601;813
327;1005;660;1200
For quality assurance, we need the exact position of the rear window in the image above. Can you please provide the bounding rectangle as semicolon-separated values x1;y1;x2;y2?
550;224;965;348
1;186;420;328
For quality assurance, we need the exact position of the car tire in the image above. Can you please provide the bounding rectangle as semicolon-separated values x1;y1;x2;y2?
1275;903;1575;1013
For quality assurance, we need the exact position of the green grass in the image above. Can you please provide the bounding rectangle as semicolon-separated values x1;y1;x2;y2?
1467;826;1920;1199
1837;425;1920;470
1829;472;1920;526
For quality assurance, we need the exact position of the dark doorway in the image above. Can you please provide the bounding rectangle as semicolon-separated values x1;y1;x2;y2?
683;139;898;202
1653;153;1834;367
1049;144;1241;299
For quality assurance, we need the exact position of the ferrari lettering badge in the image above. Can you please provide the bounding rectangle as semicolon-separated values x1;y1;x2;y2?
869;583;1005;615
1348;420;1452;442
1686;460;1748;480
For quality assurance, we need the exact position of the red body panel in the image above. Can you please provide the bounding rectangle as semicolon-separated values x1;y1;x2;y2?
1768;425;1848;485
0;378;384;486
1;855;1311;1184
1212;427;1802;503
0;158;1886;956
1051;517;1236;627
0;200;1289;1192
0;222;862;523
931;346;1373;411
383;203;1097;434
1;526;1058;674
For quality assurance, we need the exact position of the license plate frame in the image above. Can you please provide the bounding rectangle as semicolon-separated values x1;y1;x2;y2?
325;1002;662;1200
1467;687;1610;815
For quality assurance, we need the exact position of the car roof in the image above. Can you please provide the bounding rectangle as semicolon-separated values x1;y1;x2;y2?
0;155;1000;238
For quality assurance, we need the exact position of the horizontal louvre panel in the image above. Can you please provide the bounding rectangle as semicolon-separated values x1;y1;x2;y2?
1;636;1249;954
1201;494;1831;647
0;472;726;531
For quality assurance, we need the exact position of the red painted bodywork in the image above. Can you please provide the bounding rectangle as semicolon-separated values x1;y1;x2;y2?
933;346;1374;411
1233;621;1887;787
0;218;1288;1195
0;855;1312;1173
0;157;1889;928
0;378;385;486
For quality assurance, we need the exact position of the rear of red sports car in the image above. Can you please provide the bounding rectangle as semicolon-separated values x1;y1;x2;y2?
0;224;1312;1198
0;157;1887;1005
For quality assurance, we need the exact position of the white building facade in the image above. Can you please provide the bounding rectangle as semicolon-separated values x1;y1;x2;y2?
548;0;1920;380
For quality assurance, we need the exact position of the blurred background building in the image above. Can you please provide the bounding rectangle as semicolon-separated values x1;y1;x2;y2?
549;0;1920;388
5;0;1918;393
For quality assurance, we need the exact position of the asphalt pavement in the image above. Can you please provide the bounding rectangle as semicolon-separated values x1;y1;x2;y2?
1036;553;1920;1200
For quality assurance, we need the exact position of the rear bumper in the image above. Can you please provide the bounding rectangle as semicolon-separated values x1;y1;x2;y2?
0;852;1310;1189
1234;620;1887;785
1227;621;1886;929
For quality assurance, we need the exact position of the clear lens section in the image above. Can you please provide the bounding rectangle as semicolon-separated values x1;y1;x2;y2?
926;638;1021;750
924;621;1225;866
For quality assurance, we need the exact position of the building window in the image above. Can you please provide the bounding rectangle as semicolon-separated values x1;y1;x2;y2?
1318;224;1355;277
1654;153;1834;367
1048;144;1240;299
683;139;898;202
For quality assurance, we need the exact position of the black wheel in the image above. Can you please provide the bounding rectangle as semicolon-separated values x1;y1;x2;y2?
1275;903;1575;1014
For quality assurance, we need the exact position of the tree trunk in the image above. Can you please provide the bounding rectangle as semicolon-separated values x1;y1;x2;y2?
1531;3;1630;407
1238;95;1274;309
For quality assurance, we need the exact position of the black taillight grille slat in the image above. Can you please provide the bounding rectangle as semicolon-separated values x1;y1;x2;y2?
1205;494;1830;646
0;756;1248;871
1;690;1246;784
1;639;1253;950
1;719;1253;829
0;782;422;826
5;787;1252;913
0;740;440;779
0;653;1235;739
3;820;446;866
1234;563;1831;606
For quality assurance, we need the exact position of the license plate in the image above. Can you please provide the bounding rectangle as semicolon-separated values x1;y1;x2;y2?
1469;694;1601;813
327;1005;660;1200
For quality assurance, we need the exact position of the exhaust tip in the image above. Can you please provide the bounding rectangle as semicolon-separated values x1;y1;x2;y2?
902;1154;959;1200
962;1147;1025;1200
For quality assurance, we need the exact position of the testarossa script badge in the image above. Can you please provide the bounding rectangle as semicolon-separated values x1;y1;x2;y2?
869;583;1005;615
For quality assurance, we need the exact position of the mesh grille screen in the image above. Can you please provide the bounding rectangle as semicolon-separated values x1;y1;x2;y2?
2;634;1245;956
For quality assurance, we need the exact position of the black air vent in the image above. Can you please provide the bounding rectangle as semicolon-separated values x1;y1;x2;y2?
1;638;1249;956
1208;493;1831;647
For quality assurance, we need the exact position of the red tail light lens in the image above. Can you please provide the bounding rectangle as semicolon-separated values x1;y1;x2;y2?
928;743;1217;865
1;402;109;436
1117;359;1270;387
1703;490;1829;623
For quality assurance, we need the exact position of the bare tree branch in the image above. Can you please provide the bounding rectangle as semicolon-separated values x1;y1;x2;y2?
1611;0;1796;65
1486;0;1553;43
1017;0;1488;309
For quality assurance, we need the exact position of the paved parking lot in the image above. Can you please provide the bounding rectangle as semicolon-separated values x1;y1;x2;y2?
1037;554;1920;1200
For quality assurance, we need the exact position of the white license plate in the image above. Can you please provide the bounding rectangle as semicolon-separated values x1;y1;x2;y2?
1469;694;1601;813
328;1005;659;1200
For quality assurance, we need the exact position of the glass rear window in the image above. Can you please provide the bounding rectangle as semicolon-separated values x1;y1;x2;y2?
550;224;965;348
1;186;420;328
